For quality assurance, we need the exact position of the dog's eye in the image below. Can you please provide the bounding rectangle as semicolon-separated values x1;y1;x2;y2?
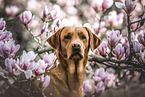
81;35;86;40
64;35;71;39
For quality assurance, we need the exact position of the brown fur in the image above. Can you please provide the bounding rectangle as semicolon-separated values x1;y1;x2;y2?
3;26;101;97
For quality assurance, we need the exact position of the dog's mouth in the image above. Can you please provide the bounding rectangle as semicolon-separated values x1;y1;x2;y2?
69;50;83;60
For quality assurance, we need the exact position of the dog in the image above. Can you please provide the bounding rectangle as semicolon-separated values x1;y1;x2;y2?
3;26;101;97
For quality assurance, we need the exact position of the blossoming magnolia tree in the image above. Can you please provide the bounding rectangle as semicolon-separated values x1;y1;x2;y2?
0;0;145;97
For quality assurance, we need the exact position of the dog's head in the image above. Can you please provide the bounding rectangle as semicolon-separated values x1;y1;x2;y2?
47;26;101;60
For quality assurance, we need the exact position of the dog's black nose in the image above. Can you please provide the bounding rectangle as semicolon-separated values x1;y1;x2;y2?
72;43;81;49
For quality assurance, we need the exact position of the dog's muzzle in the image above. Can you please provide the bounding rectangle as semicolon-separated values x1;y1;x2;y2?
69;43;83;60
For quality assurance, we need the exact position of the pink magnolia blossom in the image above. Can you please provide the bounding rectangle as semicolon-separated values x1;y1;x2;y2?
125;0;136;14
83;80;93;96
104;73;116;88
20;11;33;25
34;59;48;76
132;41;142;53
0;30;12;41
92;0;113;11
93;68;108;83
5;58;16;73
115;0;136;14
5;5;19;16
95;81;105;94
93;22;107;34
102;0;113;10
0;40;20;58
108;11;124;28
92;0;103;11
43;53;58;69
108;30;121;47
114;44;125;59
97;41;107;56
40;74;50;89
0;18;6;30
20;51;37;66
5;58;21;75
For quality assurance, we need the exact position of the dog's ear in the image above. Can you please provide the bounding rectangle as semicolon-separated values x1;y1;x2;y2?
85;27;102;51
47;27;64;50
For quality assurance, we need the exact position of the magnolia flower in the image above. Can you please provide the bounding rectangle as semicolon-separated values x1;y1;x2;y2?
20;51;37;66
108;11;124;28
104;73;116;88
0;40;20;58
115;0;136;14
0;30;12;41
93;68;108;83
108;30;121;47
93;21;107;34
5;5;19;16
95;81;105;94
132;41;142;53
43;5;49;19
92;0;103;11
34;59;48;75
5;58;21;75
40;74;50;89
83;80;93;96
114;44;125;59
92;0;113;11
125;0;136;14
97;41;107;56
0;18;6;30
43;53;57;69
106;68;115;74
20;11;33;25
102;0;113;10
5;58;15;73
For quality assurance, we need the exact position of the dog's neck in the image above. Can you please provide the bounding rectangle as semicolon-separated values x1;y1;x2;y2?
54;51;88;97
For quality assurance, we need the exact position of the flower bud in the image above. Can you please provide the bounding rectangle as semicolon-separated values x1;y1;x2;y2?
108;30;121;47
102;0;113;10
41;23;48;34
20;11;33;25
50;10;57;20
97;41;107;56
114;44;125;59
43;5;49;20
0;18;6;30
125;0;136;14
83;80;93;96
92;0;103;11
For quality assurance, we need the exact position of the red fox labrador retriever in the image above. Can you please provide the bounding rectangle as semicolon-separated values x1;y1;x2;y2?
3;26;101;97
